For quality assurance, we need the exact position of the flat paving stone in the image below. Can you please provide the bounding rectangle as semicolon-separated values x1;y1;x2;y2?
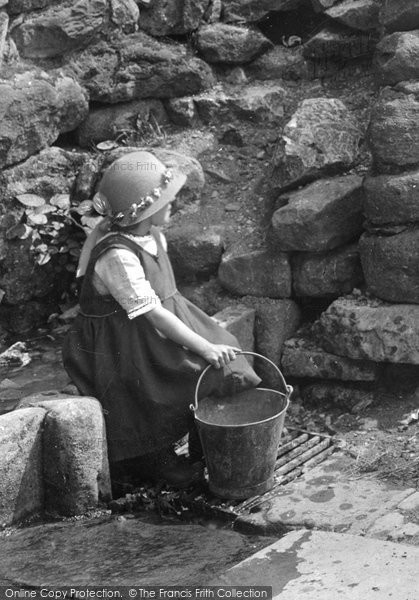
212;528;419;599
235;453;415;536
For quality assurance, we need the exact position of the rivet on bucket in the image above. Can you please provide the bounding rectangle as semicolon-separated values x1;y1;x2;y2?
190;351;293;501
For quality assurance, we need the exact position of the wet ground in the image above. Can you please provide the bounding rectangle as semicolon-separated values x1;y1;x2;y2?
0;512;277;587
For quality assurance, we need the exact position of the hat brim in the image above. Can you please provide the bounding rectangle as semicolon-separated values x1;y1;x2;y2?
118;170;187;226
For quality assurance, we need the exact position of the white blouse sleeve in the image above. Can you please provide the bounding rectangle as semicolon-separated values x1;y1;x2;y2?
94;248;161;319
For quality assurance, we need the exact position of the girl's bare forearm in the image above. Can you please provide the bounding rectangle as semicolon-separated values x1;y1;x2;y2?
144;305;211;356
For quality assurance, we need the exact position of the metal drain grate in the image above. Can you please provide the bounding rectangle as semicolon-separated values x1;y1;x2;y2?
174;428;336;521
234;427;335;515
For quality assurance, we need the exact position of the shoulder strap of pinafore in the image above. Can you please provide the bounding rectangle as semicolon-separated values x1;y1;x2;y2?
78;233;146;317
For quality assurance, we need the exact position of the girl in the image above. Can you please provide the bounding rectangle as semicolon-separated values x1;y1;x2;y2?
63;151;261;490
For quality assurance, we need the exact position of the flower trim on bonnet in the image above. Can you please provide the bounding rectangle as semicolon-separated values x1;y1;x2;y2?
93;168;174;224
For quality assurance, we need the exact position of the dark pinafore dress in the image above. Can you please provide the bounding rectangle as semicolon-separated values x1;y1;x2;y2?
63;228;260;464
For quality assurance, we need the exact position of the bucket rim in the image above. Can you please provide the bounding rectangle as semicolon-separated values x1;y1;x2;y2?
193;390;290;428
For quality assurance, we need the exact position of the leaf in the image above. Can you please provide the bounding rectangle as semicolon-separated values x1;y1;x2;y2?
33;205;57;215
35;253;51;266
72;200;93;215
34;243;49;253
16;194;46;208
27;212;48;225
0;289;5;303
50;194;71;210
96;140;118;151
6;223;33;240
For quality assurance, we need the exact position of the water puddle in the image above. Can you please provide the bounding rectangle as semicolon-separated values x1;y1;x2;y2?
0;512;277;587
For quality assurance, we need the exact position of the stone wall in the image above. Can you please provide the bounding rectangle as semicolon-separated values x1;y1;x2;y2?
2;0;417;400
281;0;419;407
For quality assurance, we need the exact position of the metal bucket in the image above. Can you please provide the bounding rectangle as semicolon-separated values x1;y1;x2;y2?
190;351;292;500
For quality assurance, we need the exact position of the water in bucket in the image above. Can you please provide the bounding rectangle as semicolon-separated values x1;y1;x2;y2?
191;352;292;500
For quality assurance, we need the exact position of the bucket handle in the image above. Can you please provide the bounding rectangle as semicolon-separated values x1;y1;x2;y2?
190;350;293;412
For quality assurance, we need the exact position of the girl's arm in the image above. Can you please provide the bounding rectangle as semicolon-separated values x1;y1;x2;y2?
144;305;238;369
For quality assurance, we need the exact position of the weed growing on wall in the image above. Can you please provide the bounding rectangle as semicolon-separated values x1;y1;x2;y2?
5;193;102;299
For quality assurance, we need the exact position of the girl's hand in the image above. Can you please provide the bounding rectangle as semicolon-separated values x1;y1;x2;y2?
202;344;240;369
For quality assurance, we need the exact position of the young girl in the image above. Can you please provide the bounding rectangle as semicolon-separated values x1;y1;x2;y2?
63;151;261;490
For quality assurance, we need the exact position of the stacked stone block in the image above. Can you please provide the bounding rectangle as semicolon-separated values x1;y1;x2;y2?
361;13;419;305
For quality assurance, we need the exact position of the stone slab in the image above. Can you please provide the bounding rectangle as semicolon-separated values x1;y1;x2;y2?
281;335;380;381
368;88;419;169
359;228;419;304
16;396;111;516
234;453;415;536
212;528;419;599
271;175;364;252
313;294;419;364
0;407;45;525
271;98;361;191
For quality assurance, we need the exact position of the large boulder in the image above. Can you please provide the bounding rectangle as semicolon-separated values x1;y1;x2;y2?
11;0;108;59
0;407;45;525
0;70;88;169
313;294;419;364
325;0;380;31
282;334;380;381
167;224;224;280
1;146;84;205
359;228;419;304
17;396;111;516
292;242;363;297
194;83;286;124
139;0;208;36
218;248;292;298
66;33;215;103
270;175;364;251
271;98;362;190
375;31;419;86
222;0;304;22
380;0;419;33
195;23;272;64
246;46;307;81
368;88;419;169
363;171;419;225
76;99;168;147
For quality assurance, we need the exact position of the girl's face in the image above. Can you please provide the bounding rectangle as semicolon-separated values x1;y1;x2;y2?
151;199;173;226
